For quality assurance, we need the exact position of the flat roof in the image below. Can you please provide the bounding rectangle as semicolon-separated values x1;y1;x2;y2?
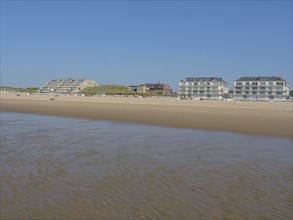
180;77;226;83
235;76;284;81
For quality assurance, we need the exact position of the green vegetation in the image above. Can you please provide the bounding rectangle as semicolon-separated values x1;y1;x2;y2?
0;85;167;96
0;86;39;93
79;85;129;95
79;85;160;96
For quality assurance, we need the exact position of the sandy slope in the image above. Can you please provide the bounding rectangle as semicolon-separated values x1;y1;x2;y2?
1;93;292;137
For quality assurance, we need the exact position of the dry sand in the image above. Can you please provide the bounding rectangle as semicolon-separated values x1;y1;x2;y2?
1;93;292;137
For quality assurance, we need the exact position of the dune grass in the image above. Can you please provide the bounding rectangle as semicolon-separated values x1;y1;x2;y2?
0;86;39;93
79;85;129;95
79;85;158;96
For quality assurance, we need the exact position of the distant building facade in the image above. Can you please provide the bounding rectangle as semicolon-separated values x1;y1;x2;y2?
178;77;228;99
233;76;290;100
38;78;97;94
129;83;171;95
289;90;293;99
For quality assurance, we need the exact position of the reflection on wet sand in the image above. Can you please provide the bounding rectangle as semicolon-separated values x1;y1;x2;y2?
1;113;292;219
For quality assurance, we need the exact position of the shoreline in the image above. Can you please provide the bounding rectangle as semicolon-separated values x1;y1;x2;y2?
1;94;292;138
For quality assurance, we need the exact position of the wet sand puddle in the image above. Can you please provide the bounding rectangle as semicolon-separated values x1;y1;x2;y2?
1;113;292;219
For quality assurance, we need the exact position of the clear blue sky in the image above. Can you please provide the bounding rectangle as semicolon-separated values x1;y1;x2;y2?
1;0;292;90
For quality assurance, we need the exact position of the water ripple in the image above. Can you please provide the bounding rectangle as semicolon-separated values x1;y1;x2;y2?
1;112;292;219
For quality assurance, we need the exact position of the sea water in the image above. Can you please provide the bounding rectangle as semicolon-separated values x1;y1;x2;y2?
1;112;292;219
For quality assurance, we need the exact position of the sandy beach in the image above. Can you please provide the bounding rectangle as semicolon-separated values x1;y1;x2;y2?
1;93;292;137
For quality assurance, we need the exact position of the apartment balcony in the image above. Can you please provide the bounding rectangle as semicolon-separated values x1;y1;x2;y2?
180;85;226;90
234;87;286;92
235;91;285;95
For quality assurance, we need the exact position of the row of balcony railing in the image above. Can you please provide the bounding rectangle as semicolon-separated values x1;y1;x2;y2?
234;82;285;86
40;89;74;91
41;86;78;89
39;87;78;92
45;83;81;86
48;80;82;82
234;86;286;91
178;91;223;95
179;83;223;86
179;87;223;90
234;91;286;95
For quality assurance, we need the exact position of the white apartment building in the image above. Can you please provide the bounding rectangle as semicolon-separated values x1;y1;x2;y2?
233;76;290;100
178;77;228;99
38;78;97;94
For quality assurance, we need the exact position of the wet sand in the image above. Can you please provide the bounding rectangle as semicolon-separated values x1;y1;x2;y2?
1;93;292;137
1;112;292;219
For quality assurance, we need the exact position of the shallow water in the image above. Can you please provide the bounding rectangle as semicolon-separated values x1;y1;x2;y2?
1;112;292;219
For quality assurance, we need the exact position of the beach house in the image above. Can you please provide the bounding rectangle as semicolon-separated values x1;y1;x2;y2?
178;77;228;99
128;83;171;95
233;76;290;100
38;78;97;94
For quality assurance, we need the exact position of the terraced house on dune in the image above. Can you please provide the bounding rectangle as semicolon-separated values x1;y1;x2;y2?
128;83;171;95
233;76;290;100
178;77;228;99
38;78;97;94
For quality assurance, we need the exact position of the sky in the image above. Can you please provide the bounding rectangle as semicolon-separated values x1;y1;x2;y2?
1;0;292;90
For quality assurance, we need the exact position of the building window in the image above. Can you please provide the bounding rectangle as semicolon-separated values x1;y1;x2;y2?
259;91;265;95
268;82;274;86
245;82;250;85
245;91;249;94
260;82;266;86
236;91;242;94
276;91;283;95
252;91;257;94
245;87;249;90
252;87;257;90
236;87;242;90
236;82;242;85
252;82;258;85
260;87;266;90
276;82;283;85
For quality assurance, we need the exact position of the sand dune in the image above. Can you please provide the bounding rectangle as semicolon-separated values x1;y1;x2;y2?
1;93;292;137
